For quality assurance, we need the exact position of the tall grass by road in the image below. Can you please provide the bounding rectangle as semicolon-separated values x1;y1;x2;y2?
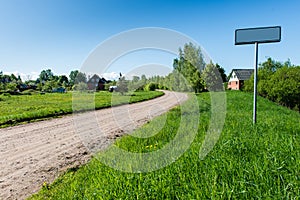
30;91;300;199
0;91;164;127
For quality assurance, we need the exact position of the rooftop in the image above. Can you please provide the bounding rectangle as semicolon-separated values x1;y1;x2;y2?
232;69;254;80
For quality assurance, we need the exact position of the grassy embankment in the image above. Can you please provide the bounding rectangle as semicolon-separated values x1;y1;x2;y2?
30;91;300;199
0;91;164;128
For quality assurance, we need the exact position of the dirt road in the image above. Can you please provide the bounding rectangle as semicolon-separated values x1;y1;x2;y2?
0;91;188;200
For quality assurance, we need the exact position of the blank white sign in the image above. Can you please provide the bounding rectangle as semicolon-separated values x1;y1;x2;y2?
235;26;281;45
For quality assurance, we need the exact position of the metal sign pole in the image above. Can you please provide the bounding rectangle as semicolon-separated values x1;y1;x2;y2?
235;26;281;124
253;42;259;124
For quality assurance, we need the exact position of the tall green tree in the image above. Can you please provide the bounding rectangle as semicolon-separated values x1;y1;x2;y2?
75;72;87;84
215;63;227;82
140;74;147;85
117;76;128;95
132;76;140;83
261;57;283;72
172;43;205;93
202;62;224;91
58;75;69;87
69;70;79;86
39;69;54;82
179;42;205;72
10;74;18;82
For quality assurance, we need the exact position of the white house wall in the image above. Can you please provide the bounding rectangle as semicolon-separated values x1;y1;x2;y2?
228;71;239;82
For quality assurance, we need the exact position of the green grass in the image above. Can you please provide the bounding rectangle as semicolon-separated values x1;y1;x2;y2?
29;91;300;199
0;91;164;127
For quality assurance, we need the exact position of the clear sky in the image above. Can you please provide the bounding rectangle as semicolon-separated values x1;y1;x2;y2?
0;0;299;80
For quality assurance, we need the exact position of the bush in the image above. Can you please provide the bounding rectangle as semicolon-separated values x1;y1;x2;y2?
267;66;300;110
22;89;37;95
3;92;11;97
2;90;22;95
144;82;159;91
73;82;88;92
6;82;18;91
243;59;300;111
158;85;169;90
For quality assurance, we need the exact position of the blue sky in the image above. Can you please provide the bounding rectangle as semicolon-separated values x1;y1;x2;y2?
0;0;299;80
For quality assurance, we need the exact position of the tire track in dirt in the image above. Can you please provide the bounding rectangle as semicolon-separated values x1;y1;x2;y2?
0;91;188;200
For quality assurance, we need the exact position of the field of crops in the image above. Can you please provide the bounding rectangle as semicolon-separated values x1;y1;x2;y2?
0;91;164;127
30;91;300;199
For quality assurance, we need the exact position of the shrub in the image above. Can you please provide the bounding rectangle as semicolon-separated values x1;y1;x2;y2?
6;82;18;91
267;66;300;111
22;89;37;95
144;82;159;91
73;82;88;92
243;59;300;111
3;93;11;97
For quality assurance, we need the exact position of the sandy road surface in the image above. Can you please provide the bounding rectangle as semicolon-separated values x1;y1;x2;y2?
0;91;188;200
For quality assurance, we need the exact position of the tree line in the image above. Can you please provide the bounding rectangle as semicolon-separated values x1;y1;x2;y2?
0;69;90;93
127;43;227;93
1;42;227;95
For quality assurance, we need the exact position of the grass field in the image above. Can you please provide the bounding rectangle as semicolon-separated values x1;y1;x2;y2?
29;91;300;199
0;91;164;128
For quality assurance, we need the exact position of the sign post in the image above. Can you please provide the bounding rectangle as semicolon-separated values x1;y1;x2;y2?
253;42;258;123
235;26;281;124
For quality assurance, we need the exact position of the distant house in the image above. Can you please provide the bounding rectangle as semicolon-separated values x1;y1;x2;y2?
87;74;108;91
228;69;254;90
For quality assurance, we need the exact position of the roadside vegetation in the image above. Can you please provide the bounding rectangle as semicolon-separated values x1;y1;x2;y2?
0;91;163;128
243;58;300;112
29;91;300;199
